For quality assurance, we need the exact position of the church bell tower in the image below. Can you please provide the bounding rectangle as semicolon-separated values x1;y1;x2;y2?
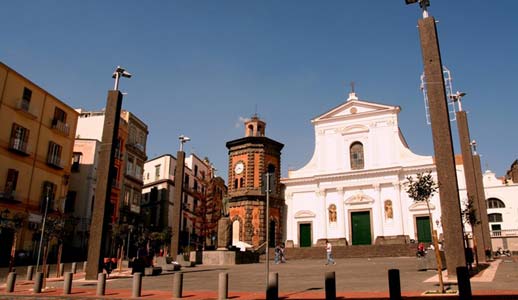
226;115;284;248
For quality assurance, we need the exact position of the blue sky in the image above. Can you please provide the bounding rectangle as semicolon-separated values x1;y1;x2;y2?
2;1;517;180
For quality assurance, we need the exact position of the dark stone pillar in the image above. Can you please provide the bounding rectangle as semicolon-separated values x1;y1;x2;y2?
418;16;466;275
86;90;122;280
456;111;485;262
171;151;185;257
473;154;491;252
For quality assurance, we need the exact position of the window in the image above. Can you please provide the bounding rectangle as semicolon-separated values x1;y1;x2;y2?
21;87;32;111
239;178;244;188
53;107;67;123
234;179;238;189
350;142;364;170
155;164;161;180
47;142;62;168
488;213;503;223
184;175;189;187
9;123;30;154
194;165;198;177
124;189;131;206
487;198;505;209
41;181;56;212
193;181;198;191
127;156;134;175
72;152;82;172
135;162;143;180
4;169;19;195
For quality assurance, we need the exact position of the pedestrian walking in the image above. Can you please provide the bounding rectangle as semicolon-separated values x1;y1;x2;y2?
280;243;287;263
274;244;281;264
325;239;336;265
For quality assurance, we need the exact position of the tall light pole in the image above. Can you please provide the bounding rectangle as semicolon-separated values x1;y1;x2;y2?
171;135;190;259
406;0;466;275
36;186;50;272
86;66;131;280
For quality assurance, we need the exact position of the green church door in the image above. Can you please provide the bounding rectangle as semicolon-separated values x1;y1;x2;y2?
416;216;432;243
351;211;372;245
299;223;312;247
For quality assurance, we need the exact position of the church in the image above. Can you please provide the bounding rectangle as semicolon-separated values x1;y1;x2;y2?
281;91;518;248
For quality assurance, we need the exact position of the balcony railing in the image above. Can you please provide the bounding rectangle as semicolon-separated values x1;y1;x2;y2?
15;99;37;119
47;155;63;169
490;229;518;237
51;119;70;136
8;138;30;156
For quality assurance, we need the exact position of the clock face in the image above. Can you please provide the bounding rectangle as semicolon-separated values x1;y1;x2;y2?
234;162;244;174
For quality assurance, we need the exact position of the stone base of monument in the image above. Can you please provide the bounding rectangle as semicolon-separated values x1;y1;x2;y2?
144;266;163;276
155;257;181;272
196;250;260;265
417;251;446;271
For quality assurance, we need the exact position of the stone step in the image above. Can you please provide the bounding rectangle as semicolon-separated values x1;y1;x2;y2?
263;244;416;260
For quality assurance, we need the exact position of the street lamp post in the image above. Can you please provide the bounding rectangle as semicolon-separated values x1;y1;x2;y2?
36;186;50;272
171;135;190;258
86;66;131;280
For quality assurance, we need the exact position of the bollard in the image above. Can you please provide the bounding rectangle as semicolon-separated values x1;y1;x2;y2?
457;266;472;300
97;273;106;296
59;263;65;277
132;272;142;298
388;269;401;300
26;265;34;281
325;271;336;300
218;272;228;300
6;272;17;293
71;262;77;274
83;261;87;273
33;272;43;293
267;272;278;300
63;272;73;295
173;272;183;299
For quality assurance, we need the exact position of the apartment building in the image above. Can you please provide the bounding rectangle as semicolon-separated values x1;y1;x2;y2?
71;108;147;254
142;153;227;252
0;62;78;265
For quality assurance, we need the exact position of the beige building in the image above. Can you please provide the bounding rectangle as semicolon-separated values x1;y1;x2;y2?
0;62;78;265
73;108;147;255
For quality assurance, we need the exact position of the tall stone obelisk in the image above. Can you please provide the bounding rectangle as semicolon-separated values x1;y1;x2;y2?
86;90;122;280
418;16;466;275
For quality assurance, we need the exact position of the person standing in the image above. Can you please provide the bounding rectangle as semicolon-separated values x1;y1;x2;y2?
325;240;336;265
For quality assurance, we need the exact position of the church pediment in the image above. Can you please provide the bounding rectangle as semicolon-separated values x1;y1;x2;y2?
344;191;375;205
408;201;436;211
294;210;316;218
312;98;399;124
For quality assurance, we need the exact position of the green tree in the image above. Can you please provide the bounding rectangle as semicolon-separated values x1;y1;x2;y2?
406;171;445;293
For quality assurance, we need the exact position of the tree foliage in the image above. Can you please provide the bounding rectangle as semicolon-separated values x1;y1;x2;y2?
406;171;438;203
462;196;479;226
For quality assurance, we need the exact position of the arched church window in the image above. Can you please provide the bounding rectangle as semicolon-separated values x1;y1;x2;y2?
487;198;505;209
239;177;244;188
248;124;254;136
488;213;503;223
234;179;238;189
350;142;364;170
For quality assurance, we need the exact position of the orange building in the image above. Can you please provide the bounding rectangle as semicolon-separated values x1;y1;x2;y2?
0;62;78;265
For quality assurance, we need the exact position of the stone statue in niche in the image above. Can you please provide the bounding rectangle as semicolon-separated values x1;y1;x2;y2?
328;204;337;223
384;200;393;219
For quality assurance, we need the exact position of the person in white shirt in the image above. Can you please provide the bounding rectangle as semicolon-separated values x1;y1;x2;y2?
325;239;336;265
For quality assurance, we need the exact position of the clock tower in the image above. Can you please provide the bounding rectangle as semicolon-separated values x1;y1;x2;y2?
226;115;284;248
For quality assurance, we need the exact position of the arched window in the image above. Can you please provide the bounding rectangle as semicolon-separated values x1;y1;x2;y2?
239;178;244;188
487;198;505;208
234;179;238;189
488;213;503;223
350;142;364;170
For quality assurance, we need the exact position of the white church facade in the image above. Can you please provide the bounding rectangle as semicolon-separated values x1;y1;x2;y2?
281;92;518;248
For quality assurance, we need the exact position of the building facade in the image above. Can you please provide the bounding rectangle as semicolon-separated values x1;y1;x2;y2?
0;62;78;265
142;153;226;252
72;108;147;256
226;116;284;249
282;92;518;250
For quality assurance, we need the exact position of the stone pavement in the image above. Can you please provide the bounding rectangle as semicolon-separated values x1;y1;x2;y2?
1;256;518;299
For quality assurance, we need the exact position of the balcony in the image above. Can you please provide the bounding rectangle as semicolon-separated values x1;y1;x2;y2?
51;119;70;136
46;155;63;169
15;99;37;119
8;138;30;156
